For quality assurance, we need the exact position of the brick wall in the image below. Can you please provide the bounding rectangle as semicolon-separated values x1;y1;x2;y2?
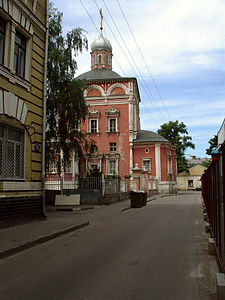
0;197;44;224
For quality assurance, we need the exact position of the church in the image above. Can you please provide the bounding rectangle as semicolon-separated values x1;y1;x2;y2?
76;17;177;194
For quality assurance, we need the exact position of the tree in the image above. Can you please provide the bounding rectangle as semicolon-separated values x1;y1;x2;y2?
157;120;195;173
205;135;218;155
46;4;94;171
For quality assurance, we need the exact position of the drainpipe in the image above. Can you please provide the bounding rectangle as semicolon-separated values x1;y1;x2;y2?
42;0;49;217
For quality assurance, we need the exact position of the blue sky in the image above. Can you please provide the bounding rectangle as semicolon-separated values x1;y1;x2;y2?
52;0;225;158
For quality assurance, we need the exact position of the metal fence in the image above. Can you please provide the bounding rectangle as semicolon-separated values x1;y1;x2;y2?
45;175;127;194
201;142;225;272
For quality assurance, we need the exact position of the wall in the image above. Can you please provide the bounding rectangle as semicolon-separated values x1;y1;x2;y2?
0;0;47;220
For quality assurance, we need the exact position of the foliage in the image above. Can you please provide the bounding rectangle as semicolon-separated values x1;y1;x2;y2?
157;120;195;173
202;160;211;168
46;4;95;170
205;135;218;155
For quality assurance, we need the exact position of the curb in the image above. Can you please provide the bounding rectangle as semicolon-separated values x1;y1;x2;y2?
0;220;89;260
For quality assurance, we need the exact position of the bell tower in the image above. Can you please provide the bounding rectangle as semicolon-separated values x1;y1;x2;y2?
90;9;113;70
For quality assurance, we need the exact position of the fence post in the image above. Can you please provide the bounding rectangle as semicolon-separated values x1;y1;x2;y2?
102;174;105;196
60;174;63;195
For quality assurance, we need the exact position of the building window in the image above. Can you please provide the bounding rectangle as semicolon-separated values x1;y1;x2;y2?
145;148;149;153
65;160;72;173
98;55;102;64
142;159;151;172
109;160;116;174
49;160;57;174
90;119;97;133
92;55;95;65
0;123;25;179
14;31;26;77
0;18;5;65
109;118;116;132
188;180;193;187
105;55;108;65
106;106;119;134
109;142;116;152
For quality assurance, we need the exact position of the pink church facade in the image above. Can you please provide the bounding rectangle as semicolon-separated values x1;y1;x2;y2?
76;28;177;194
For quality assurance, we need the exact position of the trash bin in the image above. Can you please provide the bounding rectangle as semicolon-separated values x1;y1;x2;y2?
130;190;146;208
142;191;147;206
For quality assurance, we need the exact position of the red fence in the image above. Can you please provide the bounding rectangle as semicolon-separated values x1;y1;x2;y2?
201;142;225;272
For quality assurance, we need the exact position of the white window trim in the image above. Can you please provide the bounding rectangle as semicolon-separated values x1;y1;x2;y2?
142;158;151;173
49;160;57;174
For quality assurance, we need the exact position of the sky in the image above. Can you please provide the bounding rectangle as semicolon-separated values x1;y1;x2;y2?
52;0;225;158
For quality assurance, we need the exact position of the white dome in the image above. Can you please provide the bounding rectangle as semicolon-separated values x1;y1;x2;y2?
91;33;112;52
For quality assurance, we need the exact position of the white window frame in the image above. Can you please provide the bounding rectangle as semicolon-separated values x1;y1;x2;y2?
49;160;57;174
109;160;116;175
142;158;151;172
90;119;97;133
106;106;119;134
65;160;72;173
109;142;116;152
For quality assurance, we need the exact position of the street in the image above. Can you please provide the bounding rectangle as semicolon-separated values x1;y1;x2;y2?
0;193;218;300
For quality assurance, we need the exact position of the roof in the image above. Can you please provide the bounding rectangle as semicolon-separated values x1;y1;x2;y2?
178;164;205;176
76;68;121;81
134;130;169;143
91;33;112;52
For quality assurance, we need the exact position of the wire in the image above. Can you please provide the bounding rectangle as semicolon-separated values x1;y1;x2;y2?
100;0;166;124
80;0;162;127
116;0;172;121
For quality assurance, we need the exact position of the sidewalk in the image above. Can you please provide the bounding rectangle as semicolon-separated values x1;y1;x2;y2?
0;194;160;260
0;209;90;260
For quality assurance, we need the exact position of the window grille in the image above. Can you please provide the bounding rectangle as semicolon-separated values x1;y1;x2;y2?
0;123;25;179
14;31;26;77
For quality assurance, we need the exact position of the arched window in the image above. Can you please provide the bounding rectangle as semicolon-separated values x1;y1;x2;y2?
98;55;102;64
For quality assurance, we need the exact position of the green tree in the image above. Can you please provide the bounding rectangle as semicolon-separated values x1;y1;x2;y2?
46;4;94;171
205;135;218;155
157;120;195;173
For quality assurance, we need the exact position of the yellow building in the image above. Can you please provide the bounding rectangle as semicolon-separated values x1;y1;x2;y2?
177;164;205;190
0;0;48;220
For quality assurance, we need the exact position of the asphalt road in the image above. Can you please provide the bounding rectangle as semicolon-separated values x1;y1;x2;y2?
0;192;218;300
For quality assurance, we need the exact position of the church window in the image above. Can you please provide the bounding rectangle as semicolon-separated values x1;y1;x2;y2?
109;160;116;174
142;159;151;172
92;55;95;65
106;106;119;134
91;119;97;133
109;142;116;152
98;55;102;64
145;148;149;153
109;118;116;132
49;160;57;174
105;55;108;65
65;160;72;173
